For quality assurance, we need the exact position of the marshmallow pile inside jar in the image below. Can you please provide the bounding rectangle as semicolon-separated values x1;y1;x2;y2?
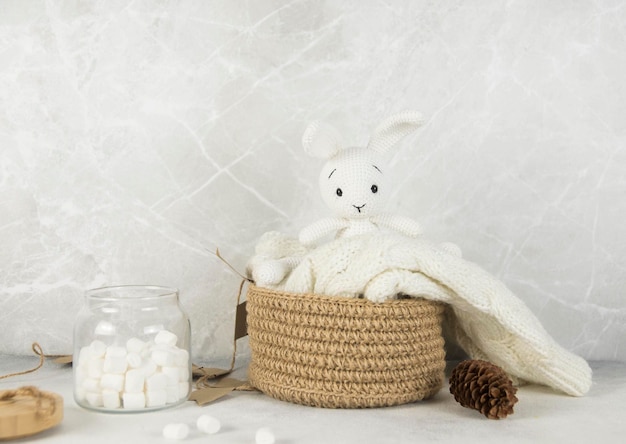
73;285;191;412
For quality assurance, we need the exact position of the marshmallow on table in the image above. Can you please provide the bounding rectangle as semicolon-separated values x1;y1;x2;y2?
197;414;221;434
255;427;276;444
163;423;189;440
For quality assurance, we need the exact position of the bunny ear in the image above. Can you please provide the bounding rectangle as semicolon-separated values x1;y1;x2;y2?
366;111;425;154
302;121;345;159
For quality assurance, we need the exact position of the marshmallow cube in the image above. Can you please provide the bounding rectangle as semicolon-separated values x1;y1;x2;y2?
75;364;88;384
90;340;107;357
146;389;167;407
161;366;180;386
162;423;189;440
255;427;276;444
87;357;104;379
140;359;158;378
178;382;189;400
126;352;142;369
75;386;86;402
154;330;178;347
78;346;94;364
105;345;127;358
122;392;146;409
102;389;121;409
197;414;221;434
103;355;127;374
86;392;103;408
125;369;145;393
103;346;128;374
151;347;176;367
179;367;190;382
82;378;101;392
126;337;146;353
174;348;189;367
166;385;179;403
140;342;154;359
101;373;125;392
146;373;169;391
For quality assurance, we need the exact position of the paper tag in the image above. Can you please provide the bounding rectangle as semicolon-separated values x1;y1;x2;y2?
209;377;247;389
189;387;236;406
192;365;232;379
234;301;248;340
190;372;253;406
53;355;73;365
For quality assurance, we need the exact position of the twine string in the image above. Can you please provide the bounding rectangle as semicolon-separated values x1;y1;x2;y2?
195;277;248;389
0;343;58;418
0;343;61;415
0;342;46;381
211;248;251;374
212;248;253;283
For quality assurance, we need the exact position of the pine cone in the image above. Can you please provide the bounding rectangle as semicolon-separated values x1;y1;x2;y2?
449;359;518;419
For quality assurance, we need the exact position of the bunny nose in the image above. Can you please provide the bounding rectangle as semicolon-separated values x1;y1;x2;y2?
353;204;366;213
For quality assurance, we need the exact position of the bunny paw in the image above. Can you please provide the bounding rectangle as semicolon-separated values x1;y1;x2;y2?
251;260;289;286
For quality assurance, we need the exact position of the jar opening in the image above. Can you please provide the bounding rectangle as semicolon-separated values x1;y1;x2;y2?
86;285;178;301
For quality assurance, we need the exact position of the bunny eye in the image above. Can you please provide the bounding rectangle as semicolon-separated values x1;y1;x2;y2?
371;184;378;194
336;188;343;197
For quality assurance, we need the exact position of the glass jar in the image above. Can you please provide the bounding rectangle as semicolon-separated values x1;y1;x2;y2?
73;285;191;413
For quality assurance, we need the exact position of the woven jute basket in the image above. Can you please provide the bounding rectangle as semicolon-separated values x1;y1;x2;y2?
246;285;446;408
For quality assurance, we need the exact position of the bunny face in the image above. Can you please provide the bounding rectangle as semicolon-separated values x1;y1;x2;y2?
303;111;424;221
319;147;388;219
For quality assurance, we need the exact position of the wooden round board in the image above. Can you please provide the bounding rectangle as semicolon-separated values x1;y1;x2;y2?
0;389;63;440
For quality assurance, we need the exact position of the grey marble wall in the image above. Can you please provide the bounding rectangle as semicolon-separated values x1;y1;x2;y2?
1;0;624;361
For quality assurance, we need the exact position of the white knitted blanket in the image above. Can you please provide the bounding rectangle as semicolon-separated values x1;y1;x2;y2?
249;231;592;396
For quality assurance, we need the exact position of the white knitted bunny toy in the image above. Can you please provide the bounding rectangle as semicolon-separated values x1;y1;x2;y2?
249;111;432;287
247;112;592;398
298;111;424;245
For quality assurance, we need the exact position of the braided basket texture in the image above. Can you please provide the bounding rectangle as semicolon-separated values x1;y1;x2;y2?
246;285;446;408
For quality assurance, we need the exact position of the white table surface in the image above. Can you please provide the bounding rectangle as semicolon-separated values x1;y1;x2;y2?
1;356;624;444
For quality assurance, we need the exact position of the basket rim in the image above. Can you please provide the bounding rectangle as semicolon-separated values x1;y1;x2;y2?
247;283;445;309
